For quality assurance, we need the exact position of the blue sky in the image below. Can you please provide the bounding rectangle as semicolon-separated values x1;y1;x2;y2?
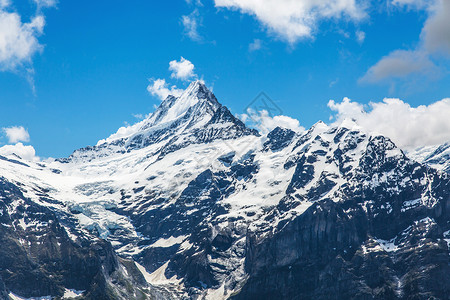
0;0;449;158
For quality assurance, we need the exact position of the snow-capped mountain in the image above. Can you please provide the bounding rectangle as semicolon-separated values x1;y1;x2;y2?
0;81;449;299
408;142;450;174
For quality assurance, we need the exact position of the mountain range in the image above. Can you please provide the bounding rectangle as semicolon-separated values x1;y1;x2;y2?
1;81;449;300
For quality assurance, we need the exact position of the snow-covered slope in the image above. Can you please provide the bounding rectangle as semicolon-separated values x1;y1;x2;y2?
0;82;449;299
408;142;450;174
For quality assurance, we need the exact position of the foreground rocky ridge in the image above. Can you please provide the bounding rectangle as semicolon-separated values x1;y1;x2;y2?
0;176;156;299
0;81;449;299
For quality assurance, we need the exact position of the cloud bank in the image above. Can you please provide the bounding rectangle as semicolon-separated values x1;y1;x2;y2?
328;97;450;149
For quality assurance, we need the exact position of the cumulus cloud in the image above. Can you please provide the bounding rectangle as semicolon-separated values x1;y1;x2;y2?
2;126;30;143
360;50;437;82
214;0;366;44
147;78;184;100
242;109;305;134
328;97;450;149
0;142;39;161
169;57;196;80
181;10;202;41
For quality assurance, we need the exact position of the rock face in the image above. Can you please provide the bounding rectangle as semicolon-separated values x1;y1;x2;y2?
236;201;450;299
0;177;152;300
0;81;449;299
0;276;7;300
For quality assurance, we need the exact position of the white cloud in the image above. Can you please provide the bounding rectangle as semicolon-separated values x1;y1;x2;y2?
0;142;39;161
181;10;202;41
2;126;30;143
328;97;450;149
328;97;364;120
249;39;262;51
147;78;184;100
356;30;365;44
360;49;437;82
169;57;196;81
0;125;39;161
0;9;45;71
214;0;366;43
242;109;305;134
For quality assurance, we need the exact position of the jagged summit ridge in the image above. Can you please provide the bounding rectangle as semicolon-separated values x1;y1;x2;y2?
144;80;220;129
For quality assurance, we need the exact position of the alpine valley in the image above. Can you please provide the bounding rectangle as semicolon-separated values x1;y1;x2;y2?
1;81;449;300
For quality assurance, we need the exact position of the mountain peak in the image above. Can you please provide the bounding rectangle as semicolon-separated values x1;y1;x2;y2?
186;79;209;94
182;80;217;107
147;80;219;127
79;80;256;160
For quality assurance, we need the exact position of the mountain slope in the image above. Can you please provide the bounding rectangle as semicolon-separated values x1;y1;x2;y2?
0;82;449;299
408;142;450;174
